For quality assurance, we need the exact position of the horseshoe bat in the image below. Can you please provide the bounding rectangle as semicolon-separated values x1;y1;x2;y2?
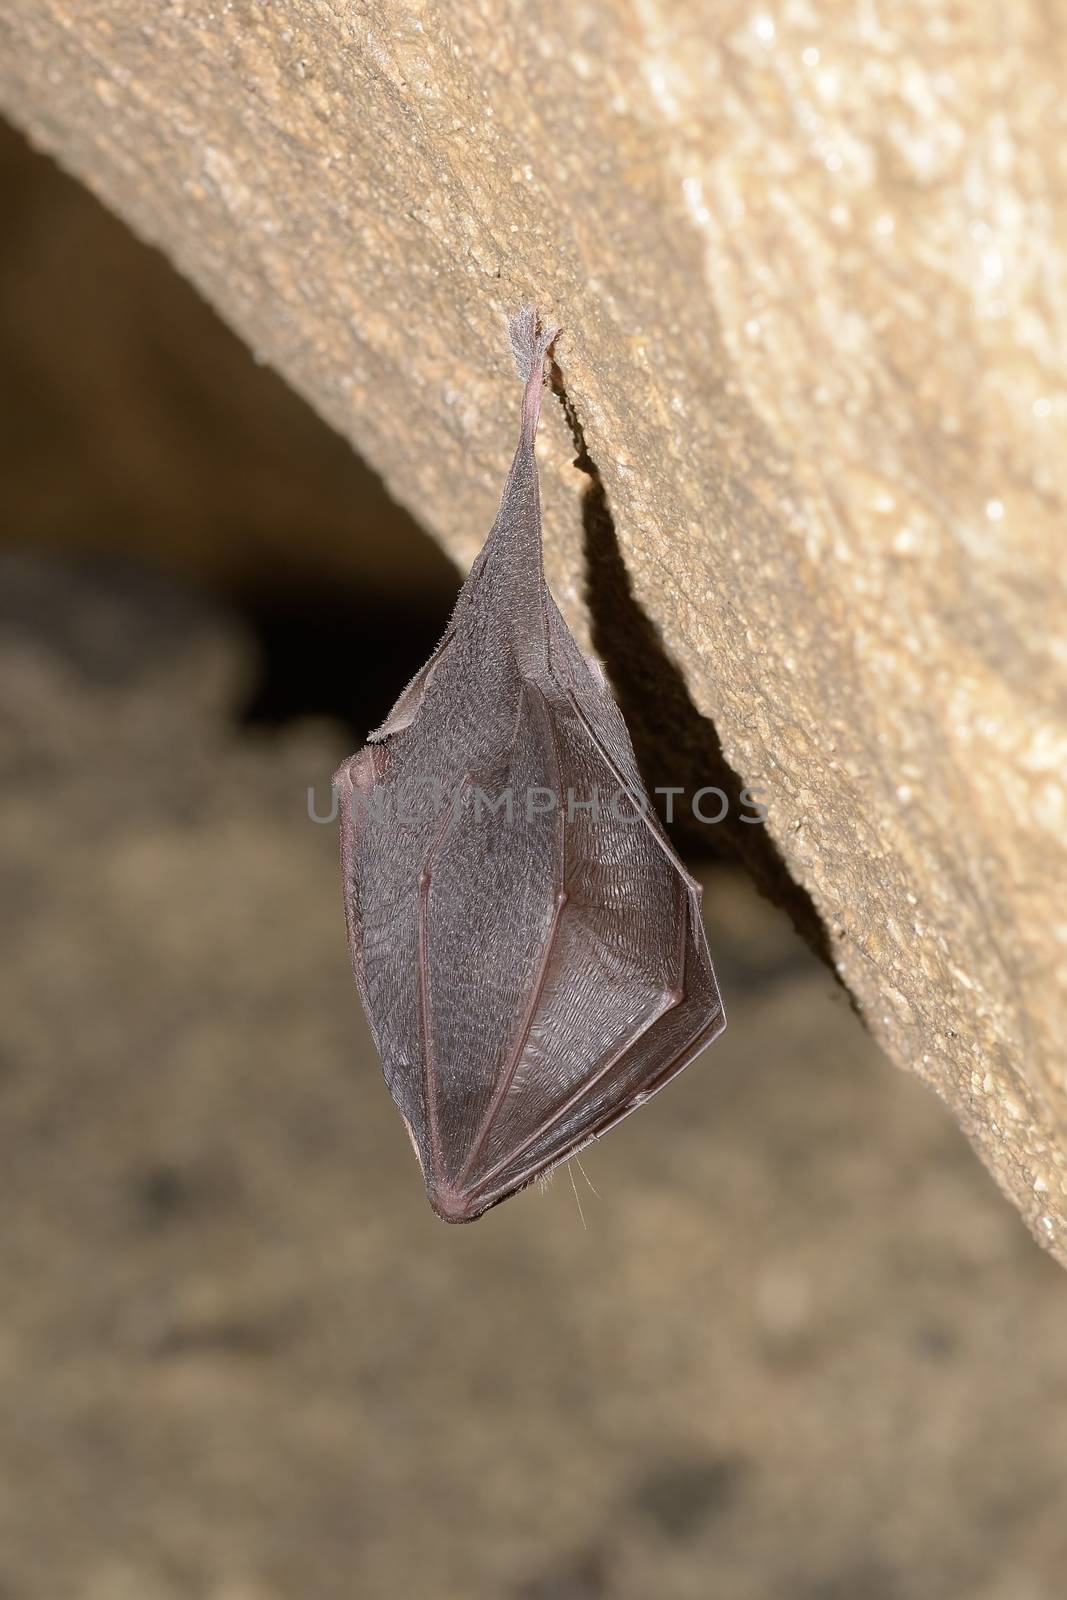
336;308;725;1222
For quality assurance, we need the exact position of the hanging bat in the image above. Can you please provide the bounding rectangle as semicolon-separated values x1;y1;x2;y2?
335;307;725;1222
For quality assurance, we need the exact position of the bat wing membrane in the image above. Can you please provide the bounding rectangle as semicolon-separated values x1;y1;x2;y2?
437;613;724;1217
338;310;725;1221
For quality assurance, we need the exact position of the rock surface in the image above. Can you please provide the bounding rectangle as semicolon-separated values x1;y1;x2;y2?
0;1;1064;1256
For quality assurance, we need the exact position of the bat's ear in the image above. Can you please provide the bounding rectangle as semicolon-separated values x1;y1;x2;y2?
508;305;561;383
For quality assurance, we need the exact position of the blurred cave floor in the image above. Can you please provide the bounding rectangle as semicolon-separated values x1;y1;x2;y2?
2;117;1067;1600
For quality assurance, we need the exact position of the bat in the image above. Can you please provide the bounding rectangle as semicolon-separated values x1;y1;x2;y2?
335;307;725;1222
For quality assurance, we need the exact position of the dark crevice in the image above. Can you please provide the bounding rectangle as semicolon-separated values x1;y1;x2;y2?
550;359;836;973
236;578;457;745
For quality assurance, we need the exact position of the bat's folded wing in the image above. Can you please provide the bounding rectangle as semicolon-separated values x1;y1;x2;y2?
434;669;724;1219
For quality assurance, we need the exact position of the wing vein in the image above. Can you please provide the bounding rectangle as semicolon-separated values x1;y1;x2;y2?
453;684;567;1188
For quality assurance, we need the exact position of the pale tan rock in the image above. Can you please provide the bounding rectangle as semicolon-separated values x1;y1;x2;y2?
1;0;1064;1258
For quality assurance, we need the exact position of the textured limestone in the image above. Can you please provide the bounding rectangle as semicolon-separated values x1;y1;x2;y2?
0;1;1064;1257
